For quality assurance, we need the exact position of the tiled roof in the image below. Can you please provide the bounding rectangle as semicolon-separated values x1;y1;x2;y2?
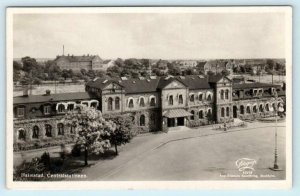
14;92;97;104
87;75;213;94
177;75;211;89
120;78;161;94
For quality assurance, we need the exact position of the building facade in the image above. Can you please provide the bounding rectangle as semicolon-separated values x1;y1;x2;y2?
13;75;286;150
54;54;104;71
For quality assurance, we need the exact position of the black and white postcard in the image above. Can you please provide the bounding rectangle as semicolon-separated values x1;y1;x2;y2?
6;7;292;189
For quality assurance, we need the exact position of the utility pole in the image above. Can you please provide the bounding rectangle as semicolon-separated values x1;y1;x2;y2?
269;92;283;171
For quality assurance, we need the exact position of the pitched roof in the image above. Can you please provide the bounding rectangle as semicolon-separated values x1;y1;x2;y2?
177;75;211;89
86;75;213;94
207;74;224;83
157;76;187;89
56;55;102;62
14;92;97;104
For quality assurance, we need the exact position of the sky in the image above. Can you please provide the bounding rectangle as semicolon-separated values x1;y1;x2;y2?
13;12;287;59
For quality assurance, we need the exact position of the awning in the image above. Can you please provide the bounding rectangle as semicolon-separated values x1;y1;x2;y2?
163;109;192;118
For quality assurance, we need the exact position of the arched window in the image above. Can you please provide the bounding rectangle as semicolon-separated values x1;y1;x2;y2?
225;90;229;99
221;107;225;117
266;103;270;111
139;97;145;107
240;105;245;114
57;123;64;135
128;98;134;108
207;94;212;101
140;115;145;126
58;104;65;113
108;97;113;111
32;126;39;139
178;94;183;104
169;95;174;105
90;101;98;108
226;107;230;117
198;93;203;101
199;110;204;119
259;104;264;112
246;106;251;114
150;97;156;106
18;129;26;141
45;124;52;137
190;94;195;102
190;110;195;120
115;97;120;110
253;105;257;113
221;90;224;99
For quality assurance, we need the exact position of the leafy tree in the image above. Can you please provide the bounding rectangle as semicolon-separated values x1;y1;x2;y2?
13;61;22;70
167;63;181;76
221;69;230;77
80;69;87;76
63;106;116;166
103;114;133;155
21;56;38;72
13;61;22;82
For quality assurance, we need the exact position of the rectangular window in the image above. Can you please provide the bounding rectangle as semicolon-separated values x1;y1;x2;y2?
44;105;51;115
17;107;25;117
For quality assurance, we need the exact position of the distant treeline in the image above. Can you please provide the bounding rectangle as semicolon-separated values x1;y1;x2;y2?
13;57;285;85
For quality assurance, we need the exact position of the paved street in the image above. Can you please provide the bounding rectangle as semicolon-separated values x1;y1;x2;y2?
80;121;286;181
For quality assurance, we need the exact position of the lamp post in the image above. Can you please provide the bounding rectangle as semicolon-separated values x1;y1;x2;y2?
269;92;283;171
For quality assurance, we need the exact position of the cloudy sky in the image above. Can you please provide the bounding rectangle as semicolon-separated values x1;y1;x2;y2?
13;12;287;59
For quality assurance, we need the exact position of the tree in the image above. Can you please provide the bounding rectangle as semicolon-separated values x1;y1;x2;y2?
21;56;38;72
103;114;133;155
221;69;230;77
167;63;181;76
63;106;116;166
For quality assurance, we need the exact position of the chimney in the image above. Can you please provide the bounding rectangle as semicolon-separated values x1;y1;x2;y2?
23;86;29;97
45;90;51;96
